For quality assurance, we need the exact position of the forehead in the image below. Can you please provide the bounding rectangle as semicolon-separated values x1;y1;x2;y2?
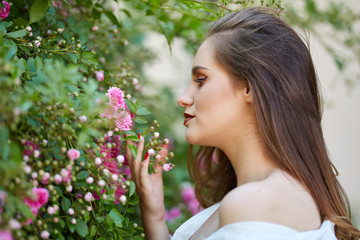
192;39;216;70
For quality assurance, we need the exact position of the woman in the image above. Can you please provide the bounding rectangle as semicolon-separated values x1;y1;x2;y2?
126;7;360;240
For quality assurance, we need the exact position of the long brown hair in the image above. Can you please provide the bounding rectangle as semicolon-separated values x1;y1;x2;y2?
188;7;360;239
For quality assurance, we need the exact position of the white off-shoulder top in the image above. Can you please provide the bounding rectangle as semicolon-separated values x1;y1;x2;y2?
172;203;337;240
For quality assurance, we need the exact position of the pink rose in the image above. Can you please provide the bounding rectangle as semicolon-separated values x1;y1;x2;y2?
24;188;49;209
181;186;196;204
100;103;117;119
96;70;104;81
162;163;173;172
54;174;62;184
0;230;13;240
114;111;132;131
60;168;71;183
106;87;125;109
67;148;80;160
0;1;10;20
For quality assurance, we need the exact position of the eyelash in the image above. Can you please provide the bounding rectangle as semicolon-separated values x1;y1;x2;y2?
194;76;208;87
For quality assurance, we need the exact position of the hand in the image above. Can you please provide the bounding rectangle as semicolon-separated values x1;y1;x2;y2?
126;136;168;221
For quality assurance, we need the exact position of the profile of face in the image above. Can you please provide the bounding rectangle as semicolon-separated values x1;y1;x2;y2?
177;39;255;149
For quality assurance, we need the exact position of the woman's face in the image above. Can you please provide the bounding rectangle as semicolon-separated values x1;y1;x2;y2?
177;39;254;148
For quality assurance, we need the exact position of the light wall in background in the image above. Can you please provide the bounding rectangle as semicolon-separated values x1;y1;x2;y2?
143;0;360;227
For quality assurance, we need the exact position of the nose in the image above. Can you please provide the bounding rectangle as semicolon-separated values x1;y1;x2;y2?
177;87;193;108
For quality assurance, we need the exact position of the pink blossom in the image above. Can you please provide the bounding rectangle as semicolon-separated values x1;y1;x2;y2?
187;199;201;215
96;70;104;81
60;168;71;183
181;186;196;204
114;111;132;131
119;195;126;203
24;188;49;209
163;163;173;172
165;207;181;222
47;206;56;215
79;115;87;123
92;26;99;32
84;192;93;202
67;149;80;161
9;219;21;229
94;157;102;166
68;208;74;215
0;1;10;20
114;186;125;204
71;218;76;224
0;230;13;240
40;230;50;239
54;174;62;184
100;103;117;119
117;155;124;163
41;172;50;184
106;87;125;109
86;176;94;184
148;149;155;156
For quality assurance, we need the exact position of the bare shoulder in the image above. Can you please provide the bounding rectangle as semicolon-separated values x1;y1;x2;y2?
219;171;321;231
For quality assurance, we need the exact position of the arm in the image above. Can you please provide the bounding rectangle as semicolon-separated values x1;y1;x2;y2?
126;136;170;240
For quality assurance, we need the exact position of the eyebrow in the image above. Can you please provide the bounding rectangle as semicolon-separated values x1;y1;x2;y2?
192;65;209;76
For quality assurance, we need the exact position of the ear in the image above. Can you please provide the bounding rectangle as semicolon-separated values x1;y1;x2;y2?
243;82;252;103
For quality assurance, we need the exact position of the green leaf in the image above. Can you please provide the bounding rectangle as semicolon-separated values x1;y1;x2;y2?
96;216;104;223
76;170;88;179
5;29;26;38
3;39;18;61
136;107;151;115
61;197;71;212
127;144;137;159
125;99;136;113
135;116;147;124
109;208;124;228
124;135;142;142
75;219;88;237
89;225;97;237
104;11;121;28
30;0;50;23
129;197;139;205
129;181;135;197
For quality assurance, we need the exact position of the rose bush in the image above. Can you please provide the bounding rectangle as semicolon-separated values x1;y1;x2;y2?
1;0;359;239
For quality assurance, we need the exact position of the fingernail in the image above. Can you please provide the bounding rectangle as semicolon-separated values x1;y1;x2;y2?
138;133;141;139
144;152;148;159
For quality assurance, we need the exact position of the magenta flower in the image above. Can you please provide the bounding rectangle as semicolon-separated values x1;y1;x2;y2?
100;103;117;119
107;87;125;109
114;186;125;204
163;163;173;172
0;1;10;20
96;70;104;81
67;149;80;161
0;230;13;240
165;207;181;223
24;188;49;209
115;111;132;131
60;168;71;183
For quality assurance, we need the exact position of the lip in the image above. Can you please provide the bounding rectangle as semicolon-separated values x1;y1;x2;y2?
184;113;195;126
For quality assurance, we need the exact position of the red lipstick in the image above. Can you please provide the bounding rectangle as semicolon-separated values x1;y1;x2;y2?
184;113;195;126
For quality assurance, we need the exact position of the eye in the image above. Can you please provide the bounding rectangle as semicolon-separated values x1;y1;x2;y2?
194;76;208;87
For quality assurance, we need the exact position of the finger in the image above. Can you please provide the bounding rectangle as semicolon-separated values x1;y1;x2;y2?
139;153;150;188
153;144;168;177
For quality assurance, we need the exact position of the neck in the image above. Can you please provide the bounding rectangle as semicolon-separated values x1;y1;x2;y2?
218;131;277;186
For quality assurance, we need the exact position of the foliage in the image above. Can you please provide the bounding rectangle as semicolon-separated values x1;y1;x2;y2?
1;0;359;239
